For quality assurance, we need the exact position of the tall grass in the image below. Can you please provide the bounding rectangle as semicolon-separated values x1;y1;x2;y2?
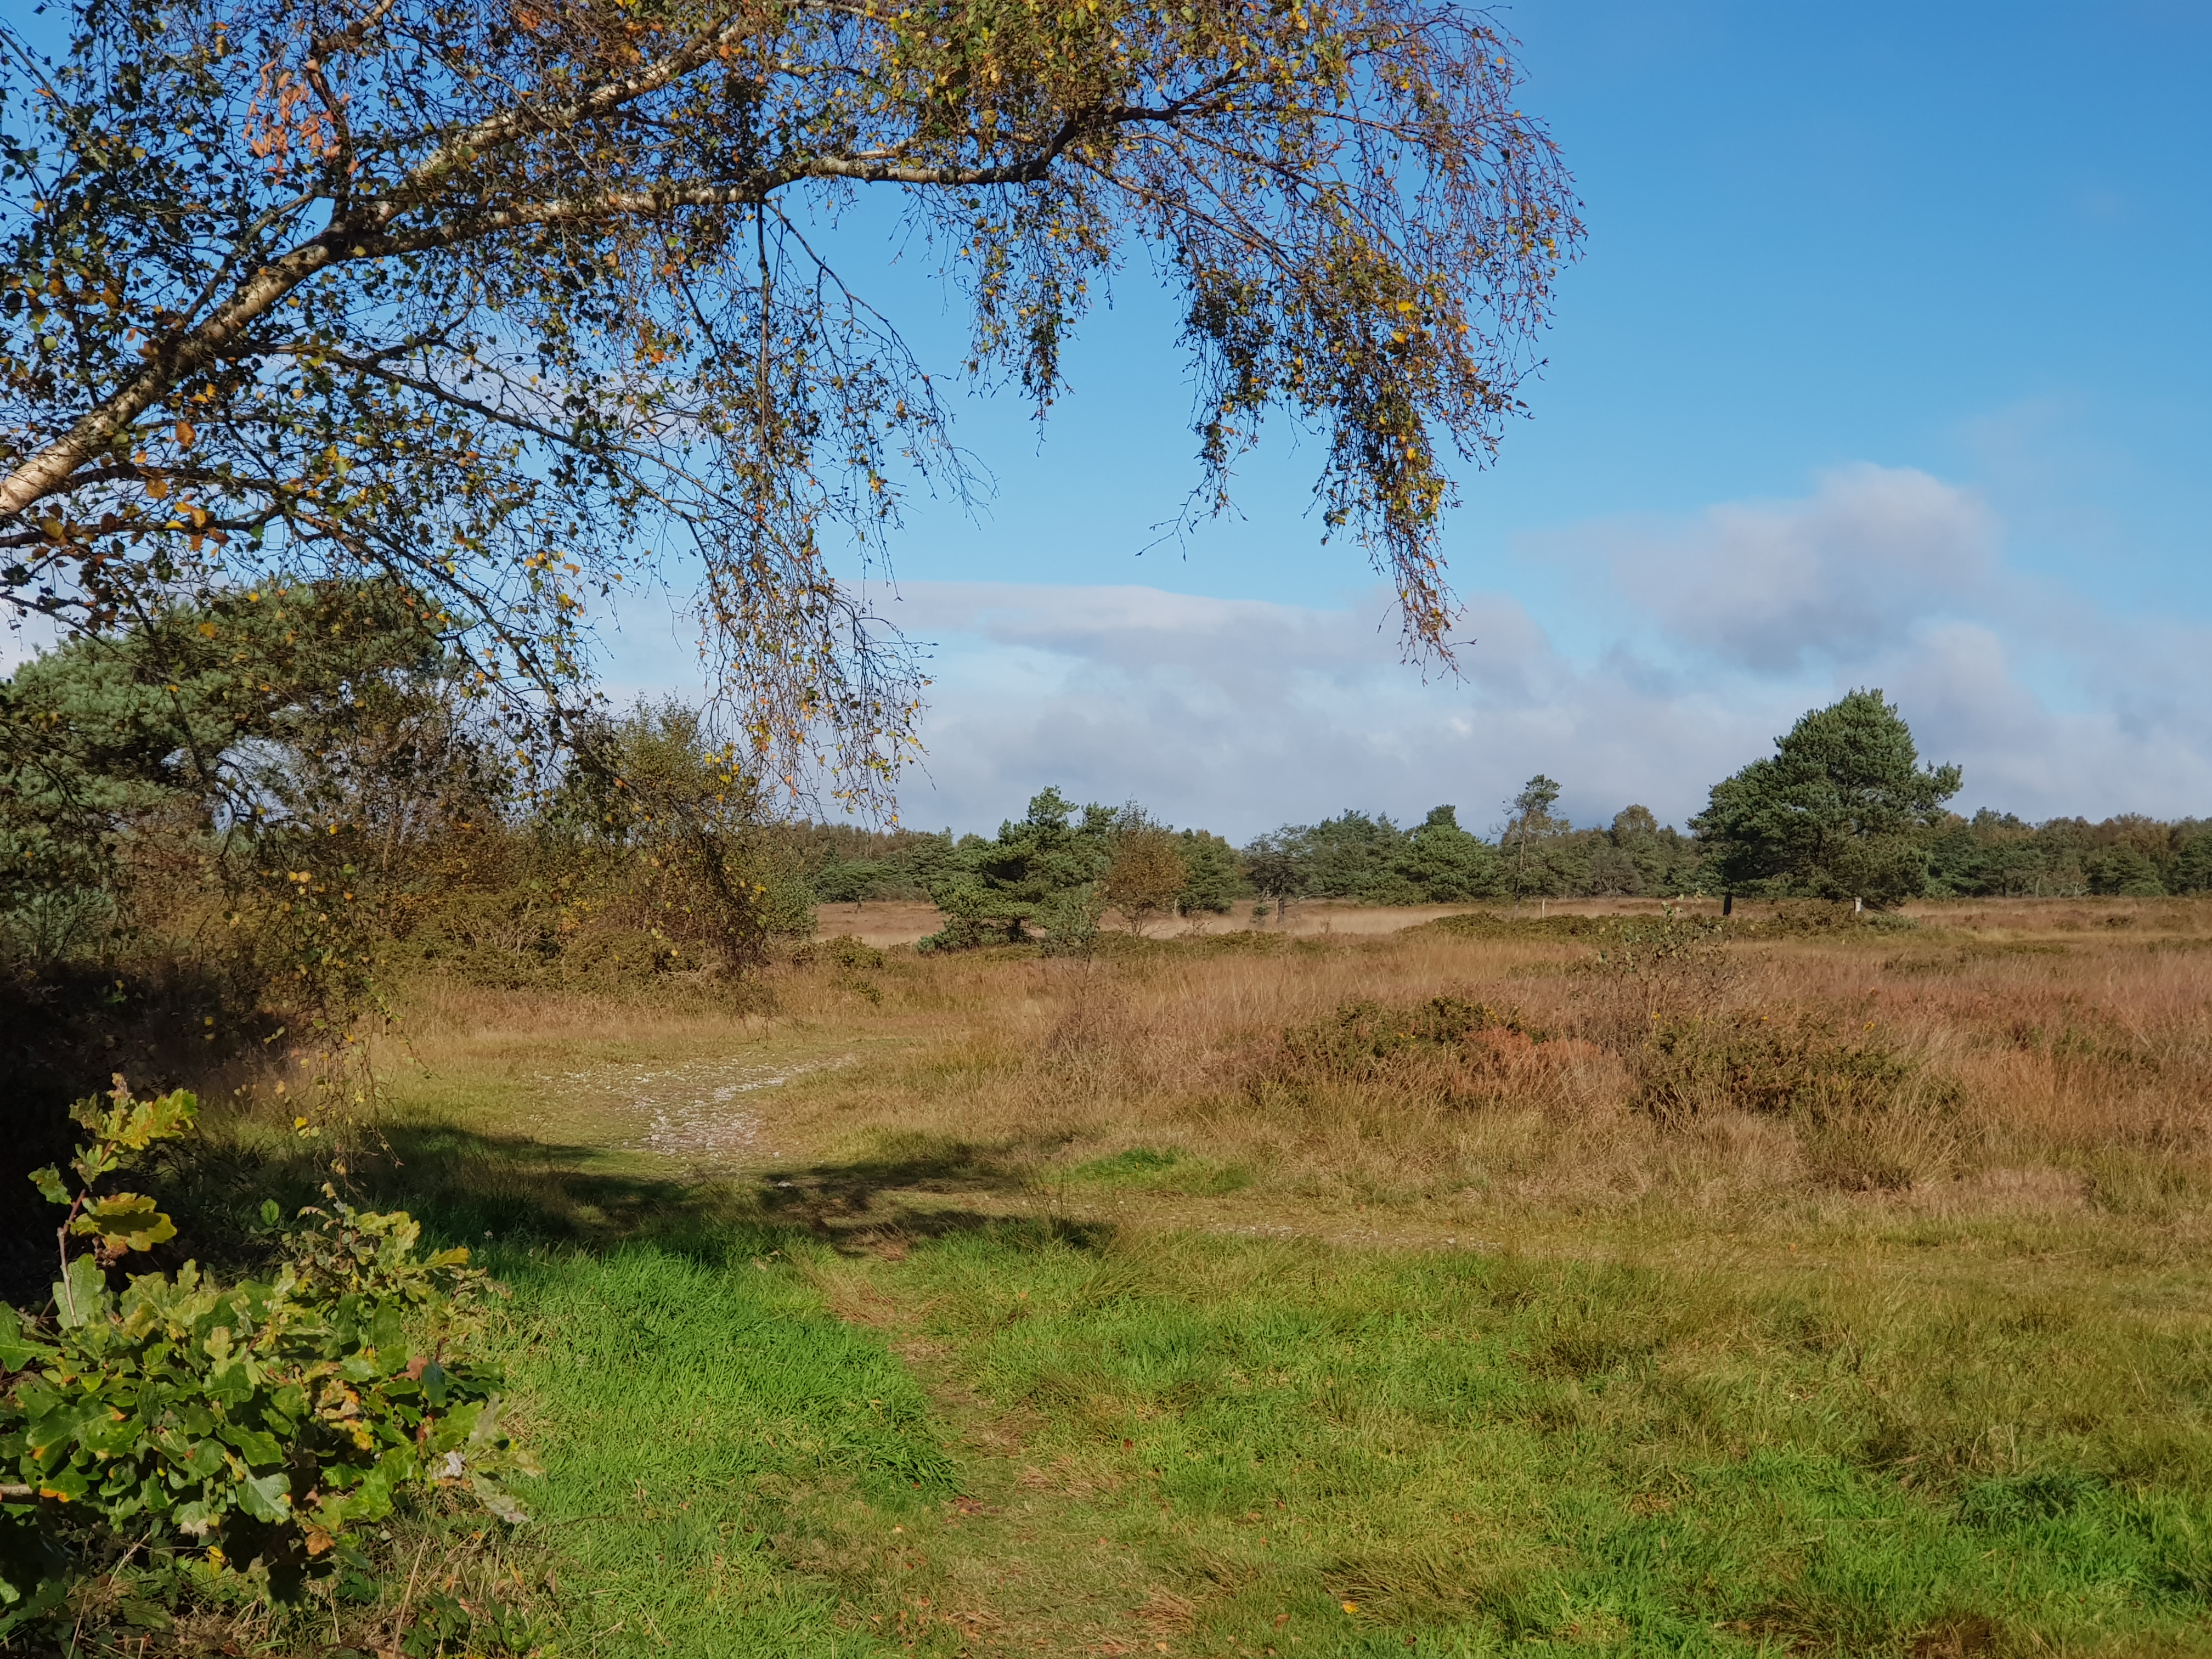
255;896;2212;1656
618;901;2212;1231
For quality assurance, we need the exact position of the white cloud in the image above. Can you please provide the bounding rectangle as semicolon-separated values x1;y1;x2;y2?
1;610;65;674
1872;617;2212;819
880;581;1781;838
877;460;2212;836
1606;463;1999;672
586;464;2212;839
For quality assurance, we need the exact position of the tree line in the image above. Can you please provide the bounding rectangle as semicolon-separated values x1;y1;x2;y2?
804;692;2212;941
12;602;2209;1017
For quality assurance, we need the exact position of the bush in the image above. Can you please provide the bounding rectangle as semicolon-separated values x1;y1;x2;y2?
0;1082;532;1638
1640;1011;1889;1119
1282;995;1554;1071
1633;1008;1959;1132
1732;900;1917;936
792;934;887;973
1257;995;1579;1114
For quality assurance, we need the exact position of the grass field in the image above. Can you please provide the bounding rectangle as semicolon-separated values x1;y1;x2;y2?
323;898;2212;1656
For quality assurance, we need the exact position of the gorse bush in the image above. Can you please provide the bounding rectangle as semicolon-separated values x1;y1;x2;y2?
0;1081;531;1640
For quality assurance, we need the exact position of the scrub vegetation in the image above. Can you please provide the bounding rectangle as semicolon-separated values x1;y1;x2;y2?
7;578;2212;1654
19;892;2198;1655
7;593;2212;1653
7;3;2202;1651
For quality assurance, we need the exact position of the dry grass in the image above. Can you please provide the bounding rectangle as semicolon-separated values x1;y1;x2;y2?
358;897;2212;1249
798;908;2210;1223
274;896;2212;1658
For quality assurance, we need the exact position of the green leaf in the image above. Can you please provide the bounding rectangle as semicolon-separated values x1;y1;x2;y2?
218;1423;283;1468
171;1500;215;1538
0;1306;52;1371
205;1362;252;1406
33;1468;87;1503
53;1255;108;1328
114;1088;197;1150
366;1301;406;1364
318;1457;398;1530
26;1167;67;1207
69;1192;176;1255
233;1470;290;1522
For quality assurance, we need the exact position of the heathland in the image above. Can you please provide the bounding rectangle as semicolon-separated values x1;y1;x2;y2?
164;893;2212;1656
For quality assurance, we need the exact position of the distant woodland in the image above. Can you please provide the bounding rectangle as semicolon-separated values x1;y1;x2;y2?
5;600;2205;1023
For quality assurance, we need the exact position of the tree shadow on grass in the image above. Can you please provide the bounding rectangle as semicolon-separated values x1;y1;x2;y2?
162;1111;1111;1280
740;1130;1113;1255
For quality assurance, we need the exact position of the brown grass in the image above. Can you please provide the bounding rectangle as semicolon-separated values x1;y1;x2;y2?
364;897;2212;1244
284;896;2212;1659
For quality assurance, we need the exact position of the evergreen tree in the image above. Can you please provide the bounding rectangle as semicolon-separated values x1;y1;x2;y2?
1504;775;1564;905
1389;806;1502;902
1692;690;1960;908
2173;832;2212;896
1241;832;1305;917
1295;811;1409;899
921;788;1116;949
2;580;481;961
1175;831;1244;915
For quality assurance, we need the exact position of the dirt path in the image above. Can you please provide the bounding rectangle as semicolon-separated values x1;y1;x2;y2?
808;896;1679;949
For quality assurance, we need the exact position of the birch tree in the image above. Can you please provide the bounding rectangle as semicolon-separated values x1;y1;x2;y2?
0;0;1579;808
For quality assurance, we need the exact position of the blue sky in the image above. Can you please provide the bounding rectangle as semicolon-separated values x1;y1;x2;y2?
19;1;2203;840
623;0;2212;836
813;0;2212;614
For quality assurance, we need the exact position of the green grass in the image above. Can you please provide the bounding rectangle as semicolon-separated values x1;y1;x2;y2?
302;941;2212;1657
463;1212;2212;1656
1065;1144;1255;1195
812;1227;2212;1656
487;1231;955;1657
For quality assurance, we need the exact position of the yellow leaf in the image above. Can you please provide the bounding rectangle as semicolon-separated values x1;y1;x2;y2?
70;1192;177;1253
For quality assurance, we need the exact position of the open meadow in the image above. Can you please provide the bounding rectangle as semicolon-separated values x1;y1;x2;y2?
219;896;2212;1658
15;4;2212;1651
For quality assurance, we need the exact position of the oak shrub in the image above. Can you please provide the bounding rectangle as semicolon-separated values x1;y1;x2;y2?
0;1081;532;1641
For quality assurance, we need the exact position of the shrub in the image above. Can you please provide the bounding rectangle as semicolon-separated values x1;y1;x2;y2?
1283;996;1554;1070
1734;900;1918;937
793;934;887;973
1634;1008;1956;1128
1260;995;1578;1114
1;1081;532;1638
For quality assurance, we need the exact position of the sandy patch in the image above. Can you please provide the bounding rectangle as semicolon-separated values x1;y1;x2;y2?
806;897;1643;948
539;1053;854;1165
